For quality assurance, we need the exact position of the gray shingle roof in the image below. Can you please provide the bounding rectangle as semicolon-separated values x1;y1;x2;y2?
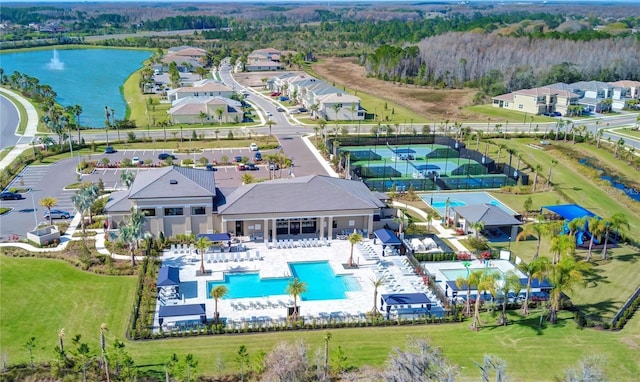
128;166;216;200
453;204;521;226
104;190;132;212
218;175;386;215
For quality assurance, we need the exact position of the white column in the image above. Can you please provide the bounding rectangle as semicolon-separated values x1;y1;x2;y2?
318;216;324;239
327;216;334;239
367;214;374;239
271;218;277;243
220;217;226;233
263;219;269;243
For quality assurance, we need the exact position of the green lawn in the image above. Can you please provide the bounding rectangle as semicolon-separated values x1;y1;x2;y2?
490;138;640;231
464;105;556;124
0;256;136;363
0;146;14;161
613;127;640;139
1;255;639;380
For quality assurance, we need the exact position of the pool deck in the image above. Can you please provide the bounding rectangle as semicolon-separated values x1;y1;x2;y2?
422;259;527;294
155;238;437;328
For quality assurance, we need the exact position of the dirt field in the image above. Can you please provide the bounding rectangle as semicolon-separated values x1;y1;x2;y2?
311;57;482;122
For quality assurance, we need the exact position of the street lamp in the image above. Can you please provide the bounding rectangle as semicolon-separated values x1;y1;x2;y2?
508;236;512;251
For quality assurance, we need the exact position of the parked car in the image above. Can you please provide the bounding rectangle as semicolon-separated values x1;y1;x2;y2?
269;162;279;170
0;191;23;200
44;209;71;219
552;111;562;117
158;153;177;160
298;107;308;112
254;152;262;162
289;109;300;114
279;96;289;101
234;155;243;163
276;106;285;112
246;163;259;171
104;146;116;154
237;163;246;171
270;92;281;97
205;164;217;171
249;143;259;151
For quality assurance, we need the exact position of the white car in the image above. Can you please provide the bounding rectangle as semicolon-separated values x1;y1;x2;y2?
250;143;259;151
266;111;273;117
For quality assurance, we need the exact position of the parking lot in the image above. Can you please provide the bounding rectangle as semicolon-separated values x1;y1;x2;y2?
1;135;328;241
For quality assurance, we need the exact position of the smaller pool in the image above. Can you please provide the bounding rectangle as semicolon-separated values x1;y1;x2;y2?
440;267;504;281
432;200;466;208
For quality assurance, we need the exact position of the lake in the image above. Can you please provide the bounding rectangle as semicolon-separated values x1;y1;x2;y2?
0;48;152;127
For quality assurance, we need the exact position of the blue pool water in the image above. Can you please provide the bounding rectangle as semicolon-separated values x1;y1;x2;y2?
206;261;361;301
423;191;517;216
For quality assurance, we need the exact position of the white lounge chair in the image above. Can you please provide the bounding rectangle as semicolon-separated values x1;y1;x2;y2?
170;243;177;254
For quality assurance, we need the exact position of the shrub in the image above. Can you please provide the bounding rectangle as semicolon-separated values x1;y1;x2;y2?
467;236;490;251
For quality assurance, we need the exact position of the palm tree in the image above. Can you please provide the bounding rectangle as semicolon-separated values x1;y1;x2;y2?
209;285;228;322
58;328;65;353
323;331;332;381
370;276;385;316
468;270;498;330
444;197;451;226
615;138;625;158
347;232;363;267
195;236;212;275
285;278;308;320
332;103;340;121
39;196;58;226
496;144;507;165
516;215;553;260
266;119;275;137
566;217;586;237
497;271;522;325
586;217;605;262
71;190;92;237
517;256;551;316
455;263;473;317
470;221;484;238
215;108;224;125
240;173;255;185
532;164;543;192
546;159;558;187
198;111;207;125
426;211;435;233
74;104;83;143
100;323;111;382
550;234;576;264
600;213;629;260
119;171;135;189
548;254;589;324
118;208;147;267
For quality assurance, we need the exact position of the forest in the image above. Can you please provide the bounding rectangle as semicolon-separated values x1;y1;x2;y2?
362;33;640;95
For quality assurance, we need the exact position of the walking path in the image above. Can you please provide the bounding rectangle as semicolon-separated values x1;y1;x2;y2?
0;88;39;171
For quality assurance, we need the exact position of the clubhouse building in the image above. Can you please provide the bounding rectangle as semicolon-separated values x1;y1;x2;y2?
104;167;391;241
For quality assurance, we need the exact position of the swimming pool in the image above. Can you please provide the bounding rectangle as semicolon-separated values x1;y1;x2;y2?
206;261;361;301
422;191;517;216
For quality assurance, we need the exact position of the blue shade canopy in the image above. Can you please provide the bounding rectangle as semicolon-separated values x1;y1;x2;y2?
196;233;231;242
374;229;401;246
157;266;180;287
158;304;206;318
541;204;598;221
381;293;431;305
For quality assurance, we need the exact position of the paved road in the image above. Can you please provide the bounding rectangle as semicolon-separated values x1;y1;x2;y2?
0;95;20;148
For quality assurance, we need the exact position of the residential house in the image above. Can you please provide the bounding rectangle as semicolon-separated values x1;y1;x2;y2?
550;81;613;113
105;171;390;240
167;80;234;104
608;80;640;110
269;73;364;120
492;86;579;116
167;97;243;124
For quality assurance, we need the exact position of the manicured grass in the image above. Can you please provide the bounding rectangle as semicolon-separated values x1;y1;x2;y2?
613;127;640;139
491;138;640;231
0;256;136;363
0;146;14;161
489;190;567;215
464;105;556;123
1;256;639;380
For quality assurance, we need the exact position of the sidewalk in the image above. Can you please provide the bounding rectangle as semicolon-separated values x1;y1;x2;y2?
0;88;39;171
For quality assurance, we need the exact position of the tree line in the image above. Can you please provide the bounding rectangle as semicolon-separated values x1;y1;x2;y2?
362;33;640;95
